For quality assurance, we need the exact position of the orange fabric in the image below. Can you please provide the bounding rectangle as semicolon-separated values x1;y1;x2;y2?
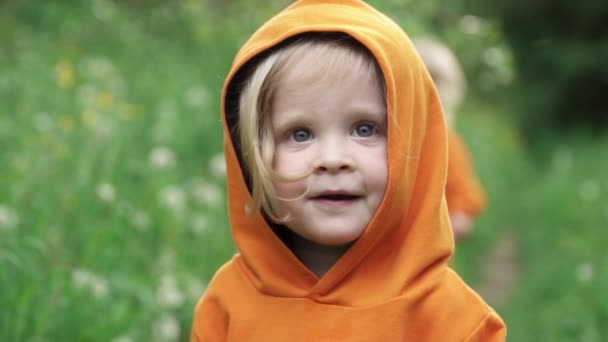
191;0;506;341
446;128;488;216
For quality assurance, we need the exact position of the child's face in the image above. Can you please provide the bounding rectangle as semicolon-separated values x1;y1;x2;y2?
270;52;388;246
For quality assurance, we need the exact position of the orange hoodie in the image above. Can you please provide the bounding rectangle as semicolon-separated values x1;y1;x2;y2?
446;128;488;217
191;1;506;341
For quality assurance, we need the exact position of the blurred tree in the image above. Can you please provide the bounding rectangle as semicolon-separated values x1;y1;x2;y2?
466;0;608;137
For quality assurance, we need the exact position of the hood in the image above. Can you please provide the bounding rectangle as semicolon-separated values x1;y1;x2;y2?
221;0;453;306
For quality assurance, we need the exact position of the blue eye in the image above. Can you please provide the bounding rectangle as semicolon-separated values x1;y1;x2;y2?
292;128;312;142
354;123;375;137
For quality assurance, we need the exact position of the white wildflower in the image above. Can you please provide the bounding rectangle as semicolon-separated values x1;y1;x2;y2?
579;180;600;202
91;0;117;21
459;15;486;35
0;205;19;231
76;84;98;108
208;153;226;178
190;214;209;235
129;210;150;230
96;182;116;203
93;115;115;140
91;277;109;298
158;274;184;308
149;146;176;169
191;181;223;208
81;57;115;80
152;100;176;143
111;335;134;342
160;186;187;213
72;268;93;289
552;146;572;172
575;262;594;284
33;112;54;132
482;47;506;69
72;268;109;298
186;278;207;299
155;315;180;341
159;250;176;270
482;47;514;85
184;85;209;108
158;100;178;120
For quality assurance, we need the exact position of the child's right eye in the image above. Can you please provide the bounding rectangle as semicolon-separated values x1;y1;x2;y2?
291;128;312;142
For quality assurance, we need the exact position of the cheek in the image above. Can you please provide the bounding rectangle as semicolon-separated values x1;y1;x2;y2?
273;180;305;198
273;148;312;175
365;148;389;192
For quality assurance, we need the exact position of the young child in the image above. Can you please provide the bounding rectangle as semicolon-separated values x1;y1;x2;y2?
414;37;488;241
191;1;506;341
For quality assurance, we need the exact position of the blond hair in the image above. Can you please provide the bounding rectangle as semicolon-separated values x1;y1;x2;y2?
236;34;385;220
412;37;466;126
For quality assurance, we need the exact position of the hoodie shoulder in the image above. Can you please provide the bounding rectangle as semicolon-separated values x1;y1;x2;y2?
191;257;244;342
464;308;507;341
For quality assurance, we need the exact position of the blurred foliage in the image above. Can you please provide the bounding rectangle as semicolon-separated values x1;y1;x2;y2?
465;0;608;139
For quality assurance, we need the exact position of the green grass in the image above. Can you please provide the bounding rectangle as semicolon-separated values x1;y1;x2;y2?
1;1;607;341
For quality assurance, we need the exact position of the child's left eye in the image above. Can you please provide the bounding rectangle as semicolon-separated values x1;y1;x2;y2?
353;123;376;137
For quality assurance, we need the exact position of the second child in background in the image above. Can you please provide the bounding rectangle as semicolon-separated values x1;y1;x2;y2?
414;37;488;241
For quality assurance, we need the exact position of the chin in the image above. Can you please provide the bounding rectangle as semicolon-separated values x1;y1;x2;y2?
310;231;364;246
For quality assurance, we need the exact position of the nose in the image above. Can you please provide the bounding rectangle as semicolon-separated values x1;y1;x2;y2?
312;139;354;174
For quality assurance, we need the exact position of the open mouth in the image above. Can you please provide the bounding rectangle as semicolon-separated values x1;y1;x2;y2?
311;193;361;205
314;194;359;201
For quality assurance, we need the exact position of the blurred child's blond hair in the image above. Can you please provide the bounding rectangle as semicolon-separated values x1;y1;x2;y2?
413;37;466;126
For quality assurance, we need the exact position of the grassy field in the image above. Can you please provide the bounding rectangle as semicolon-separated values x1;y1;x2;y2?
1;1;607;341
